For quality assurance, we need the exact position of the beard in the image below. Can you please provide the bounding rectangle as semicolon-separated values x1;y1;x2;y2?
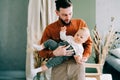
60;18;71;26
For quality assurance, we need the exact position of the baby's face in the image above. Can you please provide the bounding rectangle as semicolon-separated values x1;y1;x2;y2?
74;30;89;44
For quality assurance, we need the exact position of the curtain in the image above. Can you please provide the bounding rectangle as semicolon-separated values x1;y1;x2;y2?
26;0;57;80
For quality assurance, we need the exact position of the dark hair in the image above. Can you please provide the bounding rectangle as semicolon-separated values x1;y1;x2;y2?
55;0;72;11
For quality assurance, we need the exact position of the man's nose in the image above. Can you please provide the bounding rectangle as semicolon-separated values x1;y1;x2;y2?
66;15;70;19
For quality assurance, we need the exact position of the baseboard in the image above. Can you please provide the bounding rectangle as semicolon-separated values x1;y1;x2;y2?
0;71;25;80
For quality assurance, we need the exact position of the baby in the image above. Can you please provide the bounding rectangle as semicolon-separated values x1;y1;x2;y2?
32;26;90;75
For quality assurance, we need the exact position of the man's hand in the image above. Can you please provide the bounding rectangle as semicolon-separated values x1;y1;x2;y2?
81;57;88;62
53;45;73;56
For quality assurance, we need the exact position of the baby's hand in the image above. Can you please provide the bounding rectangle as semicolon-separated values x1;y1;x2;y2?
74;56;88;64
74;55;81;64
61;26;66;32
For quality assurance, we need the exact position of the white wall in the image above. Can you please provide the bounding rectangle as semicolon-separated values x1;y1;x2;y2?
96;0;120;35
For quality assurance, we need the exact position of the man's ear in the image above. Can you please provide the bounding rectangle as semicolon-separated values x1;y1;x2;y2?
55;10;59;16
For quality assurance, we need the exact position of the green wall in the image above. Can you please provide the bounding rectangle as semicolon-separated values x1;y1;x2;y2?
72;0;96;62
71;0;96;30
0;0;28;71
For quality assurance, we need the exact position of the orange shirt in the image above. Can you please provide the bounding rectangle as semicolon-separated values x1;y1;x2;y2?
39;19;92;58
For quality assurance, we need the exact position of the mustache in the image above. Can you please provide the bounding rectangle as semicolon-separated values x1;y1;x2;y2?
60;18;71;26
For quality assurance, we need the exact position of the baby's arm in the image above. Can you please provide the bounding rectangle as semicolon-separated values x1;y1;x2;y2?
60;26;67;40
73;47;84;64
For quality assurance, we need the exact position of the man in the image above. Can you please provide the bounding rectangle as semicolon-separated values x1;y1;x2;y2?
39;0;92;80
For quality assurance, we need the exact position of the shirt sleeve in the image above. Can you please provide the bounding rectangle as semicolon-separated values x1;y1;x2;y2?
83;36;93;58
38;27;55;58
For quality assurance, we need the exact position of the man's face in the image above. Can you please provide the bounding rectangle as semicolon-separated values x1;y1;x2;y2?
56;6;73;25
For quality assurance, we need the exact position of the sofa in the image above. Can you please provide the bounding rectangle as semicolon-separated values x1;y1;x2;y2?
104;31;120;80
106;48;120;72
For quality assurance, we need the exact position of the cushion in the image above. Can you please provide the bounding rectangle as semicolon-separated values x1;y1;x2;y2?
106;54;120;72
109;48;120;58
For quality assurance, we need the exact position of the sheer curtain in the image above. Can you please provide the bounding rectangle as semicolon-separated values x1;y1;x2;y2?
26;0;57;80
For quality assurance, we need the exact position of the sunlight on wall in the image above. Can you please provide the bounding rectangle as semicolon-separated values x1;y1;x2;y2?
96;0;120;35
